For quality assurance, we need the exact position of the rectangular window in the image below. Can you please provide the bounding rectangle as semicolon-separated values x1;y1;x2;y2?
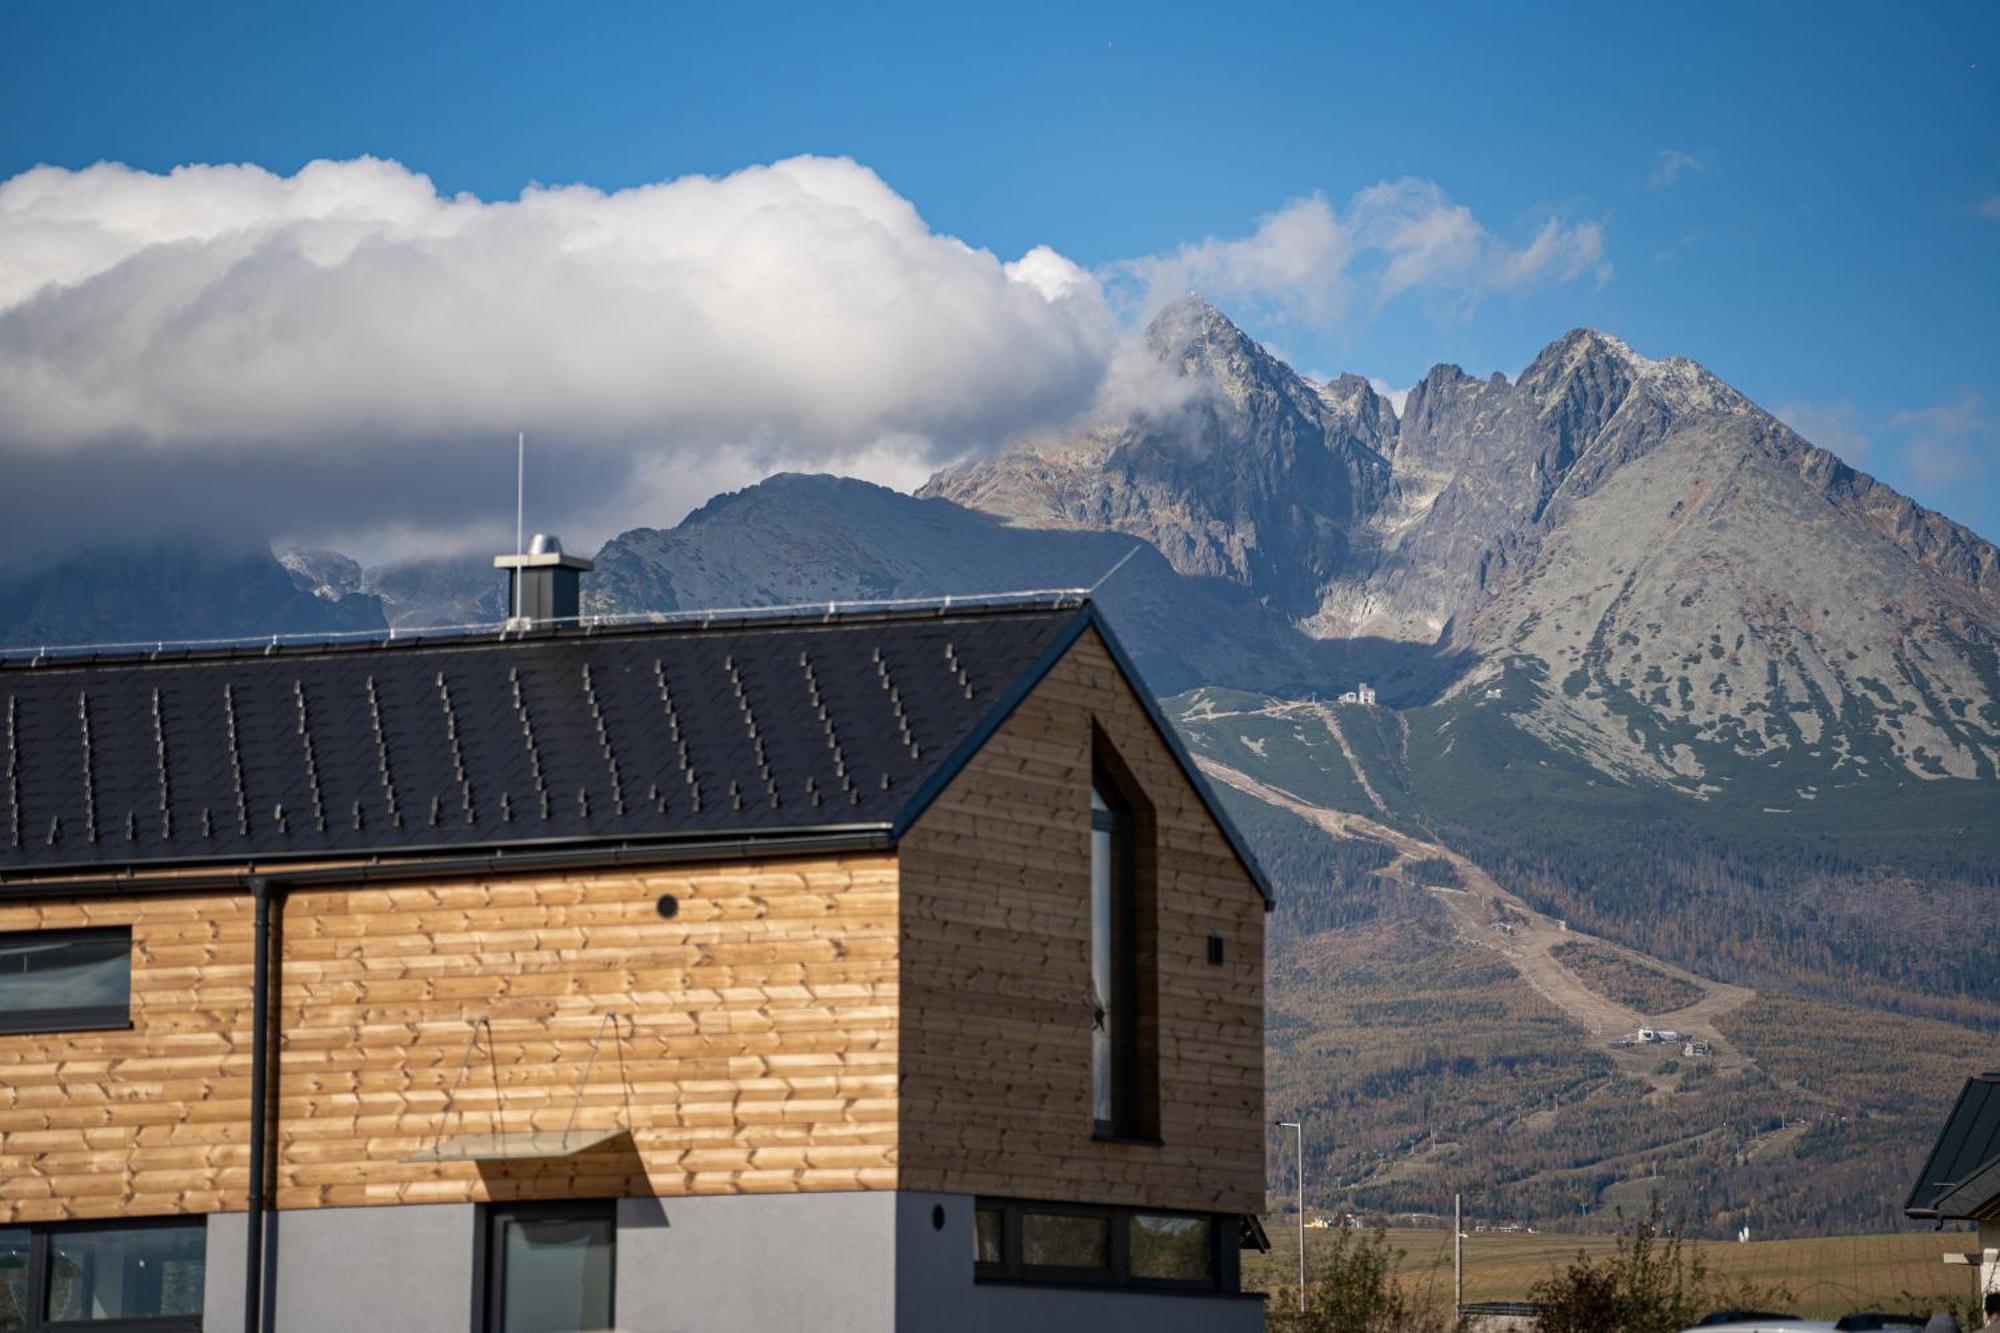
973;1198;1239;1294
0;928;132;1036
0;1219;204;1331
1130;1213;1214;1283
482;1201;614;1333
1020;1211;1110;1273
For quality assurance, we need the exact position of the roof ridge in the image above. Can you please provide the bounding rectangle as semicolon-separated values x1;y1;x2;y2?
0;589;1091;672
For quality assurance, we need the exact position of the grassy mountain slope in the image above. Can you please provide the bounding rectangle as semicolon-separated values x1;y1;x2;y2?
1200;760;1999;1237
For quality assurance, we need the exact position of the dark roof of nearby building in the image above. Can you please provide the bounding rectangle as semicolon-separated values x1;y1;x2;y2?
0;597;1273;904
1906;1071;2000;1219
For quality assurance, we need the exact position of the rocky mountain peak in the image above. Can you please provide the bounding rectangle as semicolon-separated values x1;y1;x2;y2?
1315;373;1401;456
1519;327;1644;422
1139;293;1308;417
279;547;364;601
1143;293;1245;361
1536;326;1649;371
922;293;1394;617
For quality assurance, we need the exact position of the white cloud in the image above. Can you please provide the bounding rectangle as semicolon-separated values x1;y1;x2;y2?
1649;149;1710;190
1121;179;1608;328
1349;180;1488;304
1004;244;1094;302
1892;393;1995;491
1780;395;1997;534
1776;400;1871;465
1124;192;1355;328
1495;216;1610;290
0;155;1116;561
1368;378;1410;415
1979;196;2000;222
0;154;1614;566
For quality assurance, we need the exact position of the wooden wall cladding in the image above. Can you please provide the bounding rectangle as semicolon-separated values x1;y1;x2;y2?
896;628;1266;1215
0;856;899;1220
0;893;255;1223
0;627;1265;1223
273;854;900;1208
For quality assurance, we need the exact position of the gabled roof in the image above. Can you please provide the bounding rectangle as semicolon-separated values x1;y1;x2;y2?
1906;1071;2000;1220
0;597;1273;904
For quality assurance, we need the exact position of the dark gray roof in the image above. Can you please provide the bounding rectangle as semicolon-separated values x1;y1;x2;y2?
0;598;1274;904
1907;1072;2000;1219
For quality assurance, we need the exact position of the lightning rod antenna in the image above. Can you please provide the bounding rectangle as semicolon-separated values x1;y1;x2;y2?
514;432;525;624
1089;541;1146;594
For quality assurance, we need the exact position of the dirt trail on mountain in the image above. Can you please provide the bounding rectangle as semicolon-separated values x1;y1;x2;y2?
1195;756;1757;1091
1311;705;1390;816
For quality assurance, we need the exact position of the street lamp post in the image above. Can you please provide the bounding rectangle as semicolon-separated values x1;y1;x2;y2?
1278;1121;1304;1311
1454;1192;1463;1316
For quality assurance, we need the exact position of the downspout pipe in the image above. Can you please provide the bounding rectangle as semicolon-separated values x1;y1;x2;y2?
244;875;272;1333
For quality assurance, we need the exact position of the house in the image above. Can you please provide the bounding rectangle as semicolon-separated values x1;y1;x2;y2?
0;547;1272;1333
1334;683;1378;707
1907;1070;2000;1303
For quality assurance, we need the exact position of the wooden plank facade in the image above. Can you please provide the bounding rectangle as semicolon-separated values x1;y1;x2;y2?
899;628;1266;1216
0;892;256;1223
0;625;1265;1224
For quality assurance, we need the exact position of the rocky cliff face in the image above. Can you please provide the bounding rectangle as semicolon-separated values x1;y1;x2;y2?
920;296;1394;619
926;307;2000;792
0;542;385;650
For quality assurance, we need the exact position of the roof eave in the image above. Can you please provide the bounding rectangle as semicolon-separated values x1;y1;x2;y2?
1079;604;1276;909
886;601;1276;910
1907;1074;2000;1217
1909;1155;2000;1224
0;825;896;898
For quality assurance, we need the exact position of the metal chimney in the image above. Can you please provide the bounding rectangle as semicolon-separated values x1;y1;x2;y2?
494;533;594;629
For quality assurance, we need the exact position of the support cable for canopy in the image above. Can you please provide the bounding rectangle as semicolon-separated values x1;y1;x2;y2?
409;1011;627;1163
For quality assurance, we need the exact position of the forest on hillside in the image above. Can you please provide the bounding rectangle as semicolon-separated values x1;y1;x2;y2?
1229;789;1999;1239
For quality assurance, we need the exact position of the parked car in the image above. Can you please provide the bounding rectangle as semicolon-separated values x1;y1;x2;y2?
1684;1314;1939;1332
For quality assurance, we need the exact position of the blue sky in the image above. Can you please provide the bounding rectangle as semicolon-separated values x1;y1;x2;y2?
2;0;1997;545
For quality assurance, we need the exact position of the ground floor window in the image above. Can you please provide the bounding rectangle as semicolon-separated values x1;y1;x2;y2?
0;1217;204;1330
973;1198;1248;1294
480;1201;615;1333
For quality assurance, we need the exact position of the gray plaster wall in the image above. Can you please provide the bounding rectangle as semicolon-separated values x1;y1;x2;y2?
894;1192;1266;1333
201;1191;1262;1332
615;1193;898;1333
204;1203;477;1333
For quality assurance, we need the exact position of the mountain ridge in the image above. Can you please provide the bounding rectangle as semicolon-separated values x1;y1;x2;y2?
924;299;2000;792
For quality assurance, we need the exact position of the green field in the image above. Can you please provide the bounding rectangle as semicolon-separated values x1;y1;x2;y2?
1245;1225;1983;1320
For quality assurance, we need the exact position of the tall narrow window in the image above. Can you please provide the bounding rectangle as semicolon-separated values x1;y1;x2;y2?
1090;778;1139;1137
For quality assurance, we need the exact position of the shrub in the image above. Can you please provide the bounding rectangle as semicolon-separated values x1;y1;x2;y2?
1266;1225;1463;1333
1530;1204;1794;1333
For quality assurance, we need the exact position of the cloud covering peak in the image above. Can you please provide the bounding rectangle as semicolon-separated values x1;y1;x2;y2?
0;155;1120;560
0;154;1612;566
